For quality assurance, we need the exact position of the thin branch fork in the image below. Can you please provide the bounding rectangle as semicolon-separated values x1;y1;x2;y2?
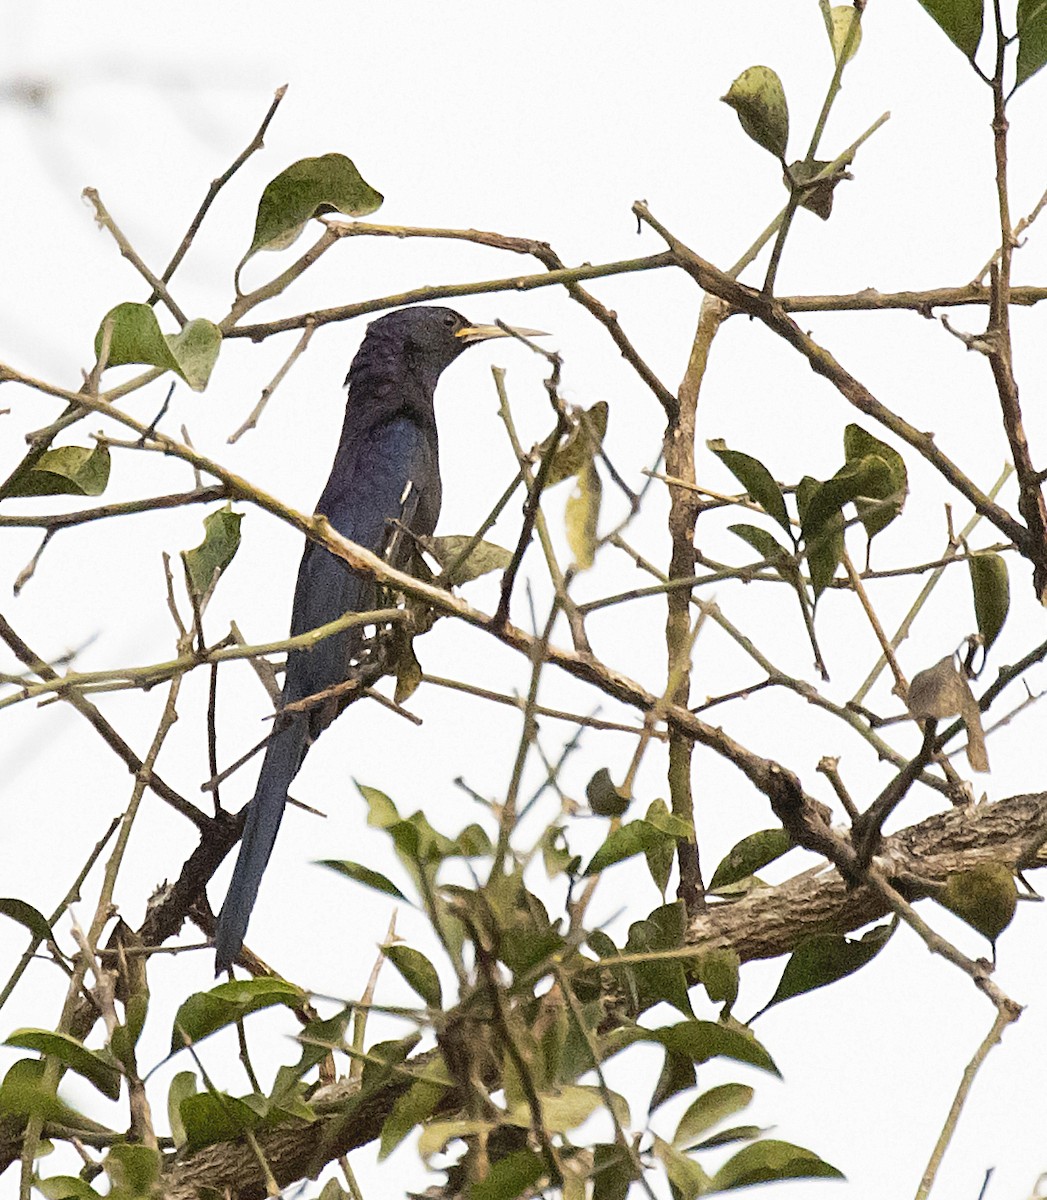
631;201;1033;559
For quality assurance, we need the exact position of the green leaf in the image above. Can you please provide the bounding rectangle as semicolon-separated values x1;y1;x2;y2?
632;1020;778;1075
0;897;54;944
468;1149;546;1200
104;1144;161;1196
384;945;443;1008
586;767;631;817
94;303;221;391
542;401;610;486
360;783;401;828
507;1084;627;1133
643;804;675;897
240;153;383;271
182;504;243;600
650;1050;696;1112
3;1030;120;1101
379;1075;448;1159
652;1134;712;1200
968;551;1010;651
797;475;845;599
674;1083;754;1150
627;901;693;1017
319;1180;354;1200
708;440;791;533
801;454;895;542
583;819;669;876
710;1138;844;1190
592;1143;638;1200
0;1059;99;1127
696;948;740;1012
1017;0;1047;85
421;534;513;585
915;0;983;57
35;1179;102;1200
721;66;789;159
936;863;1017;946
565;458;601;569
828;5;863;63
709;829;792;890
179;1091;261;1152
3;444;110;499
319;859;409;901
758;921;894;1015
171;977;303;1052
843;425;908;541
728;523;790;564
167;1071;196;1149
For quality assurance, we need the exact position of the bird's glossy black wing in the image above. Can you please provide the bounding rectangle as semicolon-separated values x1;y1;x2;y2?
215;415;438;971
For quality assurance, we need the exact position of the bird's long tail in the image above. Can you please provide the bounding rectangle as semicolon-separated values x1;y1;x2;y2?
214;713;309;972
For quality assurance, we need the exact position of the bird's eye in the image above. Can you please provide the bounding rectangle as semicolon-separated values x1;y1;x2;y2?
443;312;458;328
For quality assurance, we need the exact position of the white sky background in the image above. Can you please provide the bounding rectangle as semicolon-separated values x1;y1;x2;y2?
0;2;1045;1197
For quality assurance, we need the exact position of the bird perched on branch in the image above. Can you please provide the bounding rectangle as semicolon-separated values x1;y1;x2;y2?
215;306;534;971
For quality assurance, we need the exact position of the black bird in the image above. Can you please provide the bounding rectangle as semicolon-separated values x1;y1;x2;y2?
215;306;532;971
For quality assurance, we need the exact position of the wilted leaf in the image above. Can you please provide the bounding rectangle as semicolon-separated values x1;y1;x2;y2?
240;153;383;272
586;767;630;817
391;630;423;704
708;440;791;534
828;5;863;63
709;829;792;890
936;863;1017;946
384;945;442;1008
3;1030;120;1100
787;157;852;220
907;655;988;771
541;401;610;487
421;534;513;585
182;504;242;600
916;0;983;57
4;444;110;498
566;459;601;569
721;66;790;159
968;552;1009;651
758;922;894;1015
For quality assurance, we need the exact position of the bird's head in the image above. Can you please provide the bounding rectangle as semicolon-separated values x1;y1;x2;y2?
358;306;539;387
